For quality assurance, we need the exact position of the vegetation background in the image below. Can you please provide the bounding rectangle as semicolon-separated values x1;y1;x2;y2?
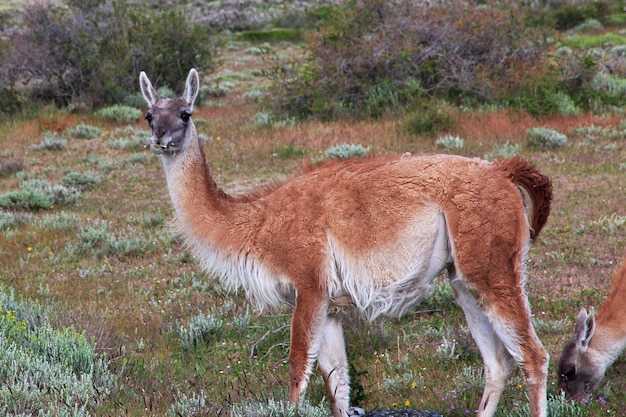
0;0;625;416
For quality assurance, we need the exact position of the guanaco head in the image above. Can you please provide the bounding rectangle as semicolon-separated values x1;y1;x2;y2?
558;308;604;402
139;68;200;155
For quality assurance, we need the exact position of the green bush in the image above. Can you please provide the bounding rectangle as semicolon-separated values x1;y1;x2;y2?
95;105;142;123
485;142;522;161
177;310;224;349
30;132;67;151
65;124;102;139
0;179;80;211
435;135;464;150
60;171;101;190
322;144;371;160
405;104;456;136
0;285;115;417
231;398;331;417
526;127;568;149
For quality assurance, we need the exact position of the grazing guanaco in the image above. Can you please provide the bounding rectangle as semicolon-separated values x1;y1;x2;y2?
559;255;626;402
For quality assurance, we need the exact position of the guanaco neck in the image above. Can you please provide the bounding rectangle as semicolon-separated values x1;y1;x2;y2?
159;123;258;249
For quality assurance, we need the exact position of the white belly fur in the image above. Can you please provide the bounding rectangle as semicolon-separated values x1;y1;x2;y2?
327;204;450;320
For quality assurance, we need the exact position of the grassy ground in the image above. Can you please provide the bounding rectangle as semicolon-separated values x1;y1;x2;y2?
0;39;625;416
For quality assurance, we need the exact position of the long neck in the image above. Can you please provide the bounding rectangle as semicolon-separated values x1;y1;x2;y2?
589;257;626;366
159;124;247;246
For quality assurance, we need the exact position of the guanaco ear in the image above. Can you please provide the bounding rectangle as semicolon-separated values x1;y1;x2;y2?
183;68;200;112
139;71;160;106
574;308;596;351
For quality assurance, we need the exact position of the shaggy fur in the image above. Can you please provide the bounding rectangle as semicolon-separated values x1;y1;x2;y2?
140;69;553;417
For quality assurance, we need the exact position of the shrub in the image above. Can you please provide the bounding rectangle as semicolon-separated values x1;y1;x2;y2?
65;124;102;139
0;1;216;108
35;212;79;231
177;310;224;349
526;127;568;149
0;87;24;117
67;219;148;259
264;0;549;120
573;18;604;33
60;171;101;190
322;144;371;160
552;5;593;31
405;104;456;136
95;105;142;123
551;91;581;116
169;391;212;417
435;135;464;150
107;126;149;151
30;132;67;151
590;73;626;98
231;398;331;417
0;286;115;417
0;179;80;210
0;210;19;230
485;142;522;161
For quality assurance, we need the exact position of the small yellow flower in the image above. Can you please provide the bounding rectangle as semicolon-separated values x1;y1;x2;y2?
391;402;397;408
375;358;381;364
411;381;417;388
27;247;32;252
156;280;161;284
405;400;410;407
517;384;523;389
216;136;221;141
217;167;221;171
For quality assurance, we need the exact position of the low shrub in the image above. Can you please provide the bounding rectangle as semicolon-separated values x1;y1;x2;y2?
405;104;456;136
60;171;102;190
231;398;331;417
177;310;224;349
526;127;568;149
65;124;102;139
322;144;371;160
95;105;142;123
0;286;115;417
30;132;66;151
435;135;464;150
0;179;80;210
485;142;522;161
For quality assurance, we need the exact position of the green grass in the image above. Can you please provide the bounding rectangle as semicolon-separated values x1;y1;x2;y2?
1;32;625;417
560;32;626;49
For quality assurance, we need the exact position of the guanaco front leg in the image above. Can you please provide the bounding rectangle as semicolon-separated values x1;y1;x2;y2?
318;315;350;417
288;290;329;406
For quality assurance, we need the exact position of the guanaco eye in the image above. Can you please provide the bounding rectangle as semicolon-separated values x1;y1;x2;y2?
145;112;153;123
181;111;191;122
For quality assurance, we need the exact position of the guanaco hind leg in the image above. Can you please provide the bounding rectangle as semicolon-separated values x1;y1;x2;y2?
450;272;516;417
450;267;548;417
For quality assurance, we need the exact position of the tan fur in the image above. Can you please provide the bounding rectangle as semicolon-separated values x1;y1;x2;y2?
558;255;626;401
140;69;553;417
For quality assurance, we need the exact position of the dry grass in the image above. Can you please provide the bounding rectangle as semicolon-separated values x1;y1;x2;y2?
0;40;625;416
